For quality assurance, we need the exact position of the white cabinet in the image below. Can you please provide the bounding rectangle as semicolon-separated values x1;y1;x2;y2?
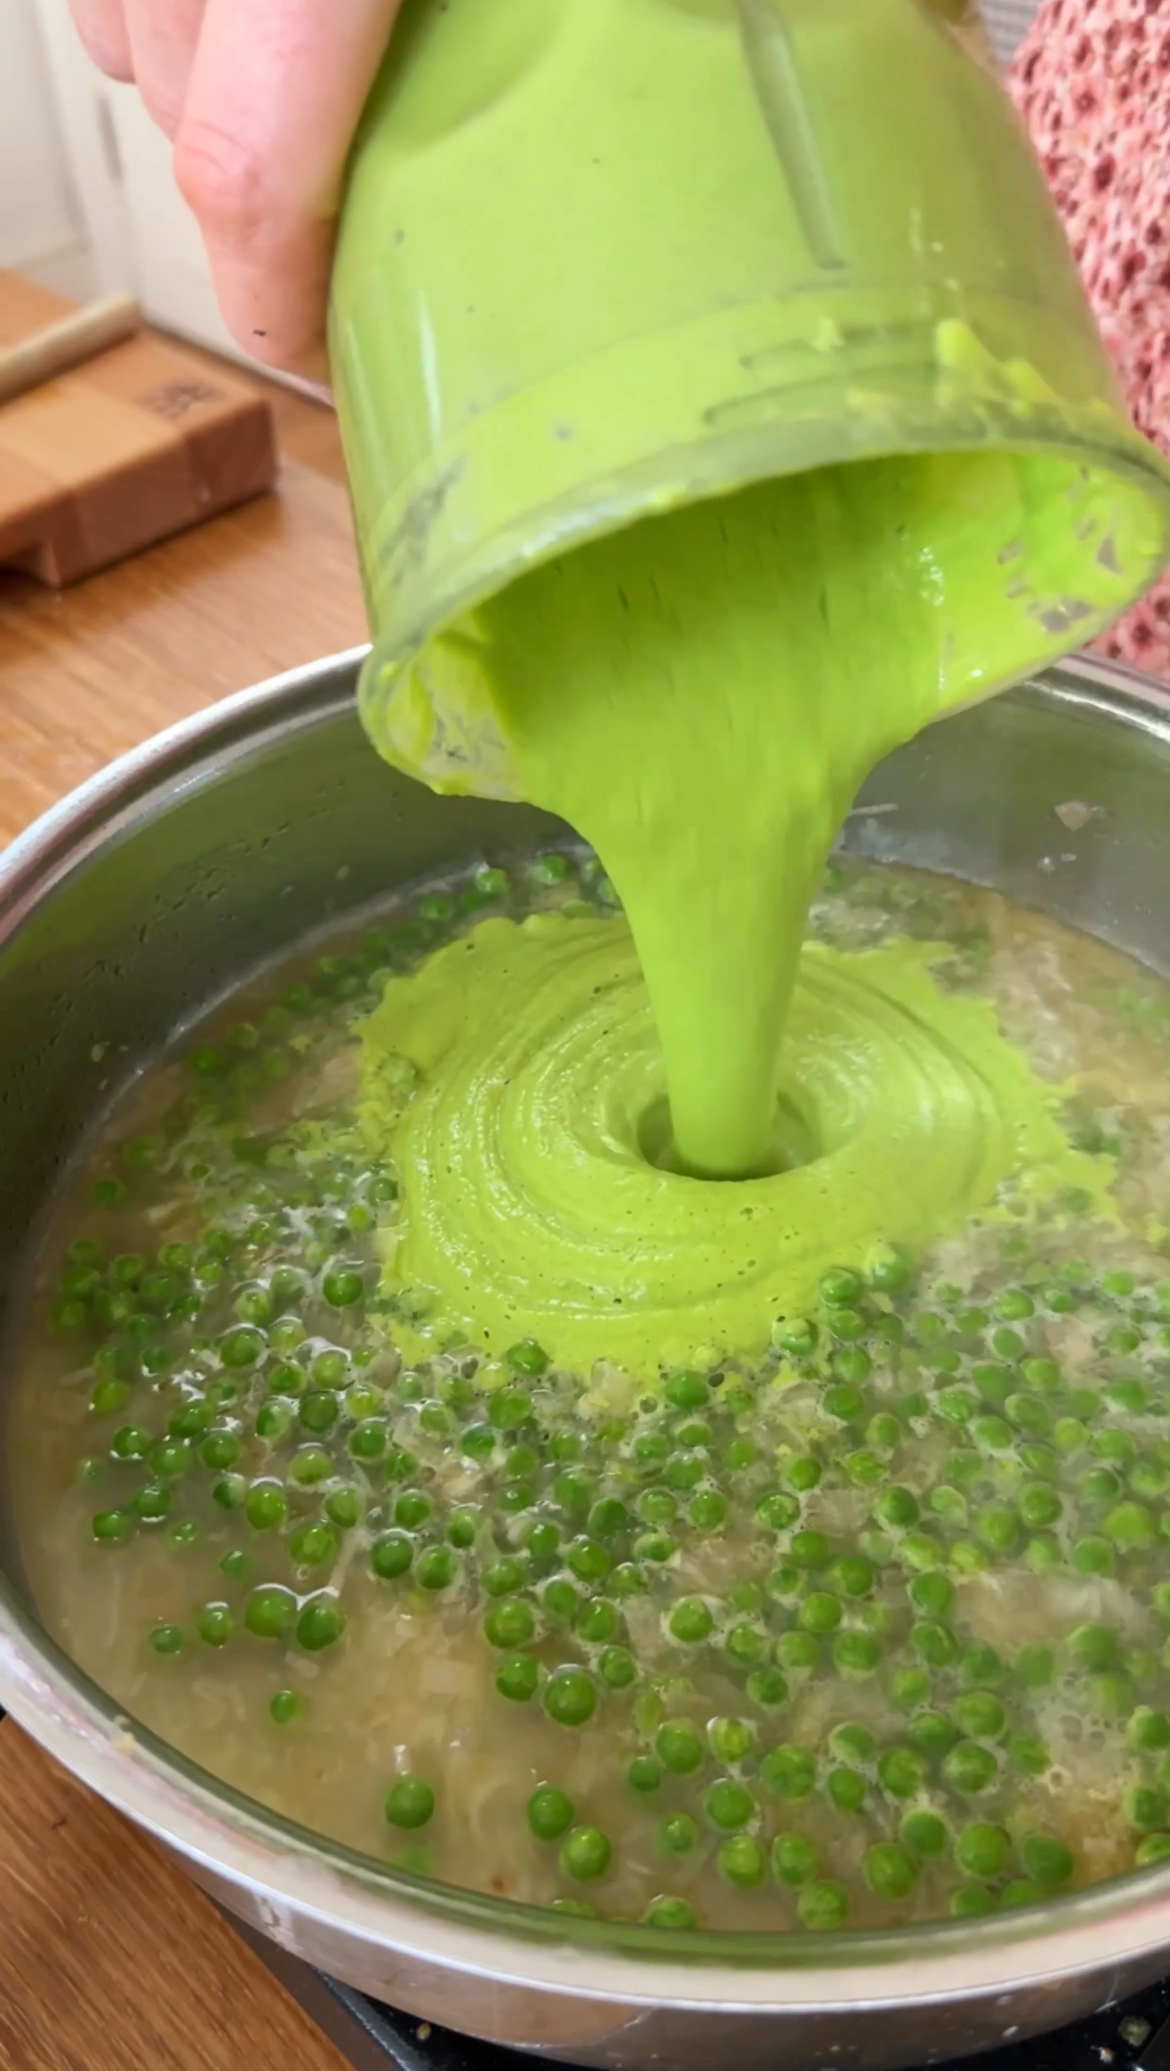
0;0;95;299
31;0;239;355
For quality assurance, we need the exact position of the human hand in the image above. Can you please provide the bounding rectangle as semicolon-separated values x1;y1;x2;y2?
69;0;404;378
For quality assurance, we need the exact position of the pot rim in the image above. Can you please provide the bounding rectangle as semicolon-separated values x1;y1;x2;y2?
4;646;1170;2010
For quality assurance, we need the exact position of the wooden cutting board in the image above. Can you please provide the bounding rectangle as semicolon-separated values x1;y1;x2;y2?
0;272;277;586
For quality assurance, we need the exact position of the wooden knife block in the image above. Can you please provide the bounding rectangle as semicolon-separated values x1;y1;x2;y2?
0;273;277;587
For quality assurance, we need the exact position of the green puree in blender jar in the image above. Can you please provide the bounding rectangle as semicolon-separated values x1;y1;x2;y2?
360;448;1133;1372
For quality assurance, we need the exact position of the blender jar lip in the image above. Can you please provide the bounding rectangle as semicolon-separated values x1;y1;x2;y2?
357;408;1170;752
3;646;1170;2000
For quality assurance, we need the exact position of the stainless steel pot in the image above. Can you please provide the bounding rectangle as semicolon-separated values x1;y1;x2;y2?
2;648;1170;2071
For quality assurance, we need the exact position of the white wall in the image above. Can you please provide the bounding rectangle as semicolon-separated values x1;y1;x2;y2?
29;0;306;381
982;0;1040;60
0;0;96;299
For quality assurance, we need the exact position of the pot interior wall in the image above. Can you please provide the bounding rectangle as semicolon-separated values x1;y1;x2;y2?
0;657;1167;1596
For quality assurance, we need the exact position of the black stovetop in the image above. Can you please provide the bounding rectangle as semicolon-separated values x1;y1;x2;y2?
233;1914;1170;2071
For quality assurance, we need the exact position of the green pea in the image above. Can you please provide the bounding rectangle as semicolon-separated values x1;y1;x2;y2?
800;1592;842;1636
296;1595;346;1652
936;1386;980;1428
1125;1785;1170;1834
599;1646;636;1689
823;1383;865;1422
772;1833;820;1887
495;1653;540;1702
955;1822;1012;1879
416;1546;457;1591
874;1487;919;1532
975;1503;1020;1557
368;1532;411;1581
953;1692;1007;1741
322;1268;364;1309
1090;1672;1135;1719
912;1621;959;1670
559;1825;611;1882
776;1631;820;1674
295;1390;337;1437
88;1375;129;1417
833;1630;882;1677
797;1880;849;1930
482;1599;535;1649
1136;1834;1170;1867
864;1843;916;1900
666;1590;712;1640
132;1481;172;1523
909;1571;955;1620
196;1603;234;1646
324;1486;360;1533
1081;1465;1124;1514
1130;1708;1170;1755
1008;1730;1051;1778
1072;1535;1116;1576
892;1668;931;1711
245;1585;296;1639
628;1757;661;1795
774;1317;819;1359
149;1623;184;1656
942;1740;999;1795
527;1785;575;1841
952;1884;997;1919
826;1308;867;1345
1068;1623;1117;1672
829;1556;875;1599
544;1667;597;1728
785;1456;822;1493
689;1490;729;1532
1019;1834;1074;1890
566;1536;611;1586
244;1482;287;1532
830;1723;875;1763
659;1813;699;1856
959;1644;1003;1688
868;1245;910;1294
640;1896;696;1931
734;1667;780;1719
901;1810;948;1858
386;1776;435;1830
220;1326;265;1370
826;1767;866;1814
718;1835;766;1888
821;1267;865;1308
705;1779;756;1831
708;1716;755;1764
756;1491;801;1532
877;1747;927;1799
790;1530;831;1569
657;1720;704;1774
867;1412;902;1454
1105;1501;1156;1549
92;1507;134;1544
760;1744;816;1801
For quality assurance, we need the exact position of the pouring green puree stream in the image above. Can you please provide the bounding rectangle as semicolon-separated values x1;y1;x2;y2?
361;452;1144;1374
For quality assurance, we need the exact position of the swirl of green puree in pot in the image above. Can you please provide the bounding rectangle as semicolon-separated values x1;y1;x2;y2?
358;912;1106;1376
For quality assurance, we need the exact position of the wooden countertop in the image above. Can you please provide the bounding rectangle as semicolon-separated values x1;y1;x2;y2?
0;361;366;2071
